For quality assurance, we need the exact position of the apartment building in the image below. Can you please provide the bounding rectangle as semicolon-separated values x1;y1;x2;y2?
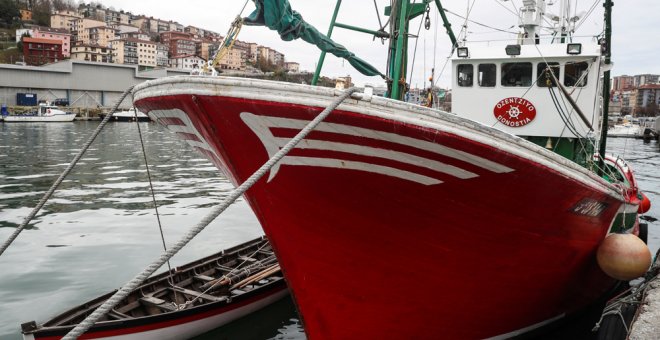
120;30;150;41
80;25;116;49
218;49;246;71
613;75;634;91
284;62;300;73
157;43;169;68
257;46;285;67
634;84;660;115
112;38;157;68
169;55;206;70
70;44;112;63
31;27;72;57
248;43;259;63
78;3;109;22
105;10;131;26
160;31;192;47
50;10;83;31
22;37;64;66
169;21;184;33
197;41;213;61
170;38;197;58
73;18;105;44
634;74;660;88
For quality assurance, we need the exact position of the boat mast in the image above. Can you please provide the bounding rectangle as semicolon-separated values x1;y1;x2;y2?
311;0;457;101
389;0;456;100
389;0;411;100
598;0;613;175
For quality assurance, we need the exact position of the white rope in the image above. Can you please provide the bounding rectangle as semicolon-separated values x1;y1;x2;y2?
0;86;136;257
62;87;359;339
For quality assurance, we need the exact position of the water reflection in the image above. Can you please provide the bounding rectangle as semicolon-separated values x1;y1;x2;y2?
0;122;658;340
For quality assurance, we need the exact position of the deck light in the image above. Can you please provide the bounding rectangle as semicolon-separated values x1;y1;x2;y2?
505;44;521;56
567;43;582;55
457;47;469;58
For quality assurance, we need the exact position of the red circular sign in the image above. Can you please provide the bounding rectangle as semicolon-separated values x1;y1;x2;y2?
493;97;536;128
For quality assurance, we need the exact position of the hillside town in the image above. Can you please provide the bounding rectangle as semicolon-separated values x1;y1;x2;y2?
2;0;301;73
611;74;660;117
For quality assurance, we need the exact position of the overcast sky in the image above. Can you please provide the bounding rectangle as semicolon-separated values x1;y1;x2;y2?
99;0;659;87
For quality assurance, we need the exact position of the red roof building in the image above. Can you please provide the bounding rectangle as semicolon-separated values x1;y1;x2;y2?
22;37;64;66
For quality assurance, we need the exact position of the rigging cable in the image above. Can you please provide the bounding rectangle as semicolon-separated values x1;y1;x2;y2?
493;0;521;18
408;7;427;94
131;101;181;305
445;8;518;35
130;102;175;276
574;0;601;31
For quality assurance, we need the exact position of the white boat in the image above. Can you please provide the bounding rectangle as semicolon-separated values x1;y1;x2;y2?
2;104;76;122
608;122;642;138
100;108;151;122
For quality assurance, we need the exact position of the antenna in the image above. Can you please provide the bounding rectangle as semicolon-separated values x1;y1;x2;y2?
519;0;545;45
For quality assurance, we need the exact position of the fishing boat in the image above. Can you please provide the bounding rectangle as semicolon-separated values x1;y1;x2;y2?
99;108;151;122
2;103;76;122
20;236;288;340
132;0;651;338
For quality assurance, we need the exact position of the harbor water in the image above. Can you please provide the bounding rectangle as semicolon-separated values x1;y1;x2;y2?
0;121;658;339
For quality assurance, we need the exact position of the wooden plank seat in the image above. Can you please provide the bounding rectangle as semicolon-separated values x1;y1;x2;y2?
139;296;177;312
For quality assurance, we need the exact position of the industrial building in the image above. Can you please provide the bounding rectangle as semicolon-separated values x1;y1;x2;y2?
0;60;187;109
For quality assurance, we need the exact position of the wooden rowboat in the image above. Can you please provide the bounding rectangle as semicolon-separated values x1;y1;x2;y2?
21;236;288;340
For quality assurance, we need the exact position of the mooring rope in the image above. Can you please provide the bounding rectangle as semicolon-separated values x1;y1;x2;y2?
0;86;136;257
62;87;359;339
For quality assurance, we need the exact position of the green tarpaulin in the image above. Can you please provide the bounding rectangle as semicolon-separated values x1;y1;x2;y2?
244;0;384;78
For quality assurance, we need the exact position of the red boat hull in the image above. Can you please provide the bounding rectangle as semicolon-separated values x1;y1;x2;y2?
134;77;627;339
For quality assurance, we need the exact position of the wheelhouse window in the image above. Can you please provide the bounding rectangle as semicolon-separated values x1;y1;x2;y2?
501;62;533;87
564;62;589;87
537;62;560;87
478;64;496;87
457;64;473;87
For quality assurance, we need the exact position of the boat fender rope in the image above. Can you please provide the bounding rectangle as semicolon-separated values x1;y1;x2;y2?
0;86;136;258
62;87;360;340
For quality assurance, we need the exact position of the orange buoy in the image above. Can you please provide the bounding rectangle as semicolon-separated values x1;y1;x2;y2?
638;192;651;214
597;233;652;281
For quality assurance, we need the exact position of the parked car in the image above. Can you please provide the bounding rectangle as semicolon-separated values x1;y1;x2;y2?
52;98;70;106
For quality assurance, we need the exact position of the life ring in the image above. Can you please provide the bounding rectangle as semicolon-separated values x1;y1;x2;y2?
47;109;51;114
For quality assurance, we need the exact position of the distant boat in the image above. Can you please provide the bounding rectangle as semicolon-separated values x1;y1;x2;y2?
100;108;151;122
2;104;76;122
608;122;642;138
20;236;288;340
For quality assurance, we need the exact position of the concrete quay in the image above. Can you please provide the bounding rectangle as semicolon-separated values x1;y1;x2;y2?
629;250;660;339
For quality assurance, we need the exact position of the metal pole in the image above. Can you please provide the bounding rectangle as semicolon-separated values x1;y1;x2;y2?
311;0;342;85
390;0;410;100
598;0;612;175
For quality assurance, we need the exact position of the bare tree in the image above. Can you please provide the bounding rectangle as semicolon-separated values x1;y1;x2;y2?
32;0;52;26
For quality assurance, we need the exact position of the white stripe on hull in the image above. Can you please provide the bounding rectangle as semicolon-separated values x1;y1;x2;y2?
242;112;514;174
148;109;221;161
280;156;443;185
237;112;511;185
